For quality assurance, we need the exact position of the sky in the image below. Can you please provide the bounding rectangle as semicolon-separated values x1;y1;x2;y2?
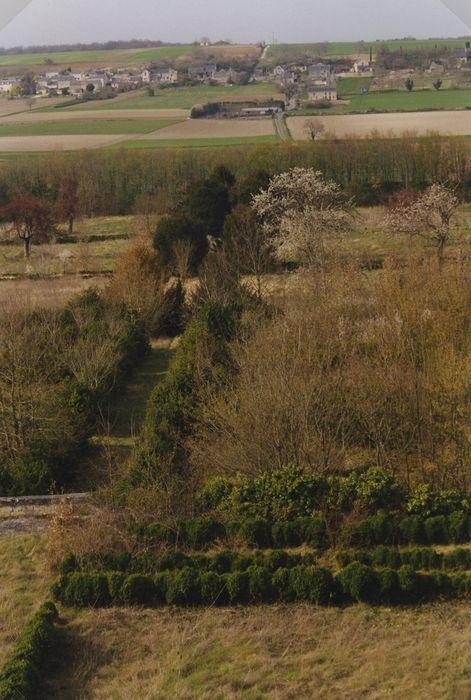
0;0;469;48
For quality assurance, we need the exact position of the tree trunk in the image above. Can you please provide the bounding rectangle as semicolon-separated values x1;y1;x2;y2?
24;237;31;259
68;216;74;237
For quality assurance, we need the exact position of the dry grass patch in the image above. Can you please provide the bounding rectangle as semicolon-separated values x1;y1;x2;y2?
0;534;51;667
144;118;276;140
46;604;471;699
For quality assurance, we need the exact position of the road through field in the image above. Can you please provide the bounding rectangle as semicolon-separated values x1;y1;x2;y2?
288;110;471;138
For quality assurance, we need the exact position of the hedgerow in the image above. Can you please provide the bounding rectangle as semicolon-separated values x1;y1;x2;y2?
0;602;59;700
53;564;471;609
338;546;471;571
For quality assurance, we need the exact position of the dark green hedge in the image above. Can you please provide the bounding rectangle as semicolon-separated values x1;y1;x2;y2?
60;549;318;576
0;602;59;700
53;565;471;610
131;515;327;551
337;545;471;571
352;511;471;547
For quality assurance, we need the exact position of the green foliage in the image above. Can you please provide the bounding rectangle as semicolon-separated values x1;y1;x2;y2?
185;518;226;550
130;301;241;488
200;572;228;605
237;519;272;548
0;602;59;700
338;562;378;603
153;214;207;272
165;567;201;606
226;571;250;604
247;565;274;603
122;575;156;606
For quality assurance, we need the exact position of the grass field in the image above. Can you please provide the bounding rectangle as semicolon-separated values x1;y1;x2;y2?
0;119;182;137
265;38;469;62
0;45;195;70
303;87;471;114
111;135;279;149
337;76;375;97
66;84;281;111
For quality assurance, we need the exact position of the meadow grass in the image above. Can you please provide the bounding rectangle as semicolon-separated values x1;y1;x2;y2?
0;119;182;137
0;45;195;69
309;87;471;114
111;135;279;149
266;38;468;61
45;603;471;699
0;535;51;668
68;83;281;111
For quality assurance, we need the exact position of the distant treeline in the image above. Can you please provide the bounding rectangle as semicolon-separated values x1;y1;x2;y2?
0;39;188;56
1;136;470;215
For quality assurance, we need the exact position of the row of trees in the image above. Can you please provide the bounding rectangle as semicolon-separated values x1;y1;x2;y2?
0;135;469;218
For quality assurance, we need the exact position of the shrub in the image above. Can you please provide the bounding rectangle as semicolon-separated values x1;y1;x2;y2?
397;566;419;602
165;567;201;606
61;573;110;607
424;516;449;545
153;572;169;604
289;565;332;604
208;551;238;574
272;521;302;548
399;516;426;545
59;553;79;575
122;575;156;606
226;571;249;604
185;517;225;549
338;562;378;603
377;568;399;603
238;518;272;548
247;566;274;603
200;572;227;605
448;511;469;544
301;517;327;548
107;573;126;604
272;568;294;602
0;602;59;700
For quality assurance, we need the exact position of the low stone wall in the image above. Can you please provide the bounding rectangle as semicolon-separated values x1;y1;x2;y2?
0;493;88;519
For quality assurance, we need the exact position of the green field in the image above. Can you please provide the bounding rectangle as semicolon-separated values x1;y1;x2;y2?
302;87;471;114
0;45;194;70
111;135;280;149
0;119;181;137
337;76;375;97
64;83;281;111
265;38;469;62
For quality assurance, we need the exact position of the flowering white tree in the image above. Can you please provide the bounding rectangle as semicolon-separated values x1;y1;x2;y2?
251;167;354;268
385;184;460;269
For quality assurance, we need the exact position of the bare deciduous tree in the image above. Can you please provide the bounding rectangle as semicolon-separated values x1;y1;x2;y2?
2;196;56;258
304;118;325;141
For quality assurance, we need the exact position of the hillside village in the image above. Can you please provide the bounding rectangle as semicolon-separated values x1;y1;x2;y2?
0;40;469;112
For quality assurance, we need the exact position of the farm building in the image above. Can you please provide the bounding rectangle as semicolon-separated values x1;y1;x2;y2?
308;85;338;101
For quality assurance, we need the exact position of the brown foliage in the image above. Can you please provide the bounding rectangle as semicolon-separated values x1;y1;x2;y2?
2;195;56;258
192;258;471;489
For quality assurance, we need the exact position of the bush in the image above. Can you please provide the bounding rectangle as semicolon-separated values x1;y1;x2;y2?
107;573;126;603
272;568;294;602
424;516;448;545
60;573;110;607
226;571;249;604
289;566;333;604
247;566;274;603
185;517;225;549
0;602;59;700
377;568;399;603
200;572;227;605
165;567;201;606
448;511;469;544
238;518;272;548
59;553;79;575
122;575;156;606
338;562;378;603
272;521;302;548
399;516;426;545
397;565;419;602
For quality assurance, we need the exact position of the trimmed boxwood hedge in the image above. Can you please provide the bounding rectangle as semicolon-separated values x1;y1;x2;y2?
337;546;471;572
132;515;328;551
0;602;59;700
53;564;471;610
353;511;471;547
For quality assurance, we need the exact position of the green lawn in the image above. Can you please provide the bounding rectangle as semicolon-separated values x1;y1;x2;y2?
0;119;181;137
111;135;280;149
301;88;471;114
0;45;194;70
337;76;374;97
67;84;281;111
